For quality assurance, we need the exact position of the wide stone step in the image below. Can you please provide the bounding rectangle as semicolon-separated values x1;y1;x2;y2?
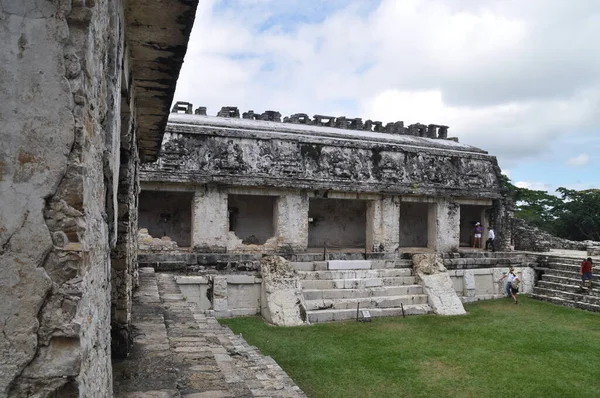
529;293;600;313
541;274;585;286
533;287;600;305
307;304;432;323
298;268;412;280
536;267;581;279
300;276;416;290
537;280;600;297
394;259;413;268
305;294;429;311
302;285;423;300
544;262;584;272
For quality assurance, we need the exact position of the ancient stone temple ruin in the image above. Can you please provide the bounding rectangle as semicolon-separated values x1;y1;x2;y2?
142;103;511;254
0;1;197;396
137;103;518;321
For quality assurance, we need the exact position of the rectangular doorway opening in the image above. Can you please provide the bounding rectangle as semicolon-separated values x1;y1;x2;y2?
228;194;275;245
139;191;194;247
460;205;488;247
308;198;366;249
399;202;430;248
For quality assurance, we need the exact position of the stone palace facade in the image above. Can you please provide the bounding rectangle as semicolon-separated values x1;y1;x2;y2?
139;102;512;257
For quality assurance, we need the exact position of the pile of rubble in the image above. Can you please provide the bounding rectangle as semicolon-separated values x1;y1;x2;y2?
513;218;600;255
138;228;179;251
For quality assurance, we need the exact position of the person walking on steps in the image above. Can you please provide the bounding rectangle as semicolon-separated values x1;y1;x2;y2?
473;222;483;249
485;226;496;252
581;257;593;292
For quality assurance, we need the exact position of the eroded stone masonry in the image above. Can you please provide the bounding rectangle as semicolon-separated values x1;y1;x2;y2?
142;103;511;257
0;0;197;396
136;103;518;323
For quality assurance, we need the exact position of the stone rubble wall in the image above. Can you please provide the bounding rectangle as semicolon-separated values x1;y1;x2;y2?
513;218;600;254
0;1;129;396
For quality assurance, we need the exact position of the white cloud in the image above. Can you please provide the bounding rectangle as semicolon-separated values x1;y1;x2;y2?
515;181;552;192
566;154;591;167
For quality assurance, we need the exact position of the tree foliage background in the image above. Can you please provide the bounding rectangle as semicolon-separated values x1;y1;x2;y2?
501;175;600;241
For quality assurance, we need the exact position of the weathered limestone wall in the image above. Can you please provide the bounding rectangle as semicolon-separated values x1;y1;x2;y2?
142;120;504;200
448;267;535;301
110;93;140;359
0;1;125;395
307;198;367;248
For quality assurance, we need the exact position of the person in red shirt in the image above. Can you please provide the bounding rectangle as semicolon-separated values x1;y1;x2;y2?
581;257;594;291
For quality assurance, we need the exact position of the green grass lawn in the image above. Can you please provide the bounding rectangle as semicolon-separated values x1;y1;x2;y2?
220;297;600;398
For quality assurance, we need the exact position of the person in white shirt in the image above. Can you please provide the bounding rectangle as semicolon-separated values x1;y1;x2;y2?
485;227;496;252
499;266;515;297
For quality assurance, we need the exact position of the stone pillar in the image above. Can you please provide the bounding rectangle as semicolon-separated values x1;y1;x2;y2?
275;191;309;252
212;276;228;316
110;97;140;359
366;195;400;253
192;186;228;252
492;197;513;251
430;199;460;252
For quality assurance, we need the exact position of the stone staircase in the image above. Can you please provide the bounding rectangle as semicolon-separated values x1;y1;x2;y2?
530;256;600;312
292;259;432;323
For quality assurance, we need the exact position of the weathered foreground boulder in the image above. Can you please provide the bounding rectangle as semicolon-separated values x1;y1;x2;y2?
413;254;466;315
260;256;309;326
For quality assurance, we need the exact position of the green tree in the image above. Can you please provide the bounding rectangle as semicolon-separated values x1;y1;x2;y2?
500;175;562;233
552;188;600;241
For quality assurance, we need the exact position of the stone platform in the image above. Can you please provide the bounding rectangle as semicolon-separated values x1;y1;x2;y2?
113;268;306;397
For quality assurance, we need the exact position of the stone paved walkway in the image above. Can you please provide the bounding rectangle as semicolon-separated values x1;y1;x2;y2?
113;268;306;398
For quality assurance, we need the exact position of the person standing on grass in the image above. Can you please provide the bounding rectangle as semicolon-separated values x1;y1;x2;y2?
485;226;496;252
510;272;520;304
581;257;593;291
498;266;516;297
473;222;483;249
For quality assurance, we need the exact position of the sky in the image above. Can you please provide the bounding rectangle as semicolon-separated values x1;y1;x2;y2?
173;0;600;194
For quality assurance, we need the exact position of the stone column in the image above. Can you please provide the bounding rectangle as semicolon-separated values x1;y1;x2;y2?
492;197;513;251
192;186;228;252
430;199;460;252
212;276;229;317
366;195;400;252
275;191;309;252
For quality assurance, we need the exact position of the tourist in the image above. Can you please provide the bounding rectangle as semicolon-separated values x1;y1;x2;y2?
498;266;516;297
485;226;496;252
581;257;593;291
472;222;483;249
509;271;520;304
